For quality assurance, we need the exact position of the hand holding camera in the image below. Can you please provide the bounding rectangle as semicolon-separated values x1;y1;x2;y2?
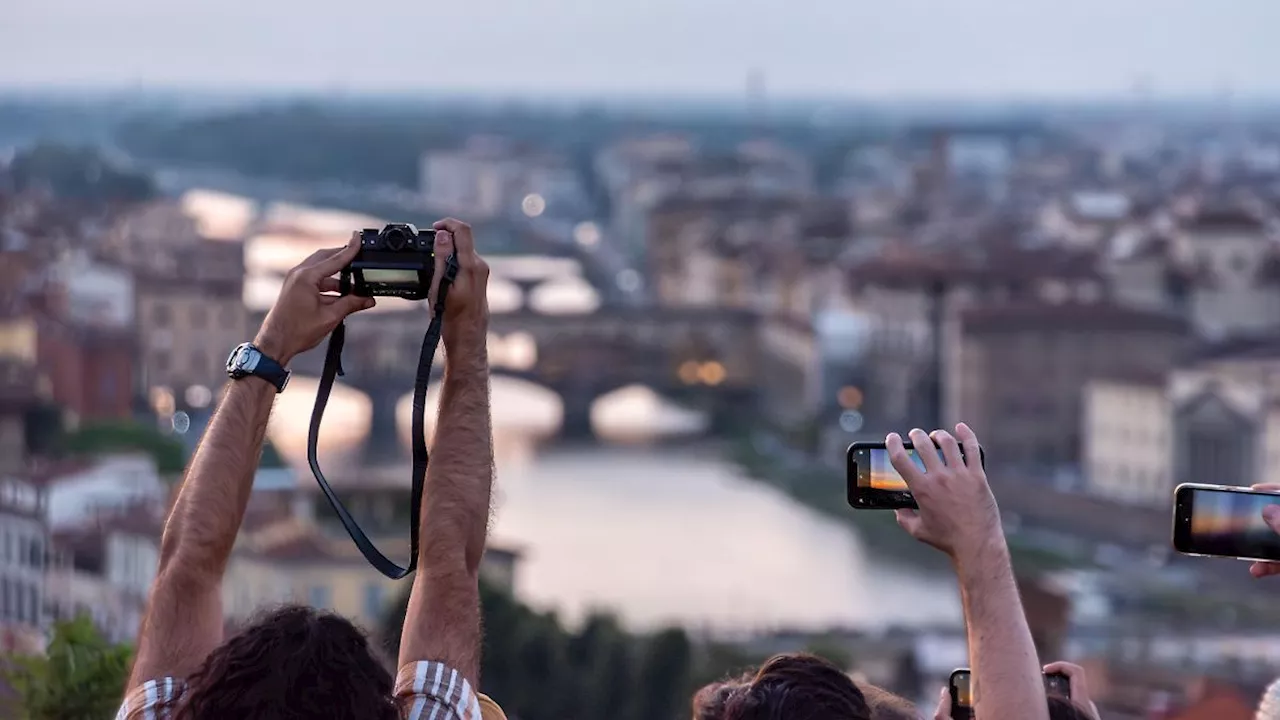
888;424;1002;562
256;234;376;365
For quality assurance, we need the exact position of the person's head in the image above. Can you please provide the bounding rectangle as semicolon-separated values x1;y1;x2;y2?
174;604;397;720
693;653;871;720
1047;695;1095;720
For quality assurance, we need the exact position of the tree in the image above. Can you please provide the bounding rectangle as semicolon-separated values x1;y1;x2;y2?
381;581;762;720
62;420;187;475
2;616;132;720
632;628;694;720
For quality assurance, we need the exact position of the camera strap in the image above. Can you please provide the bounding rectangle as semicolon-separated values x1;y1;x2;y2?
305;256;459;579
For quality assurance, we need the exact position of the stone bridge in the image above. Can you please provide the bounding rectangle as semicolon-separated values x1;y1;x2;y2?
284;304;763;449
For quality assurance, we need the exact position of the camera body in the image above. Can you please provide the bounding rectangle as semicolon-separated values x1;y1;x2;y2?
339;223;437;300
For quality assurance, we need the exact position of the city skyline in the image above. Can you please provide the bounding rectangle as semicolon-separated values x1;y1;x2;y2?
5;0;1280;100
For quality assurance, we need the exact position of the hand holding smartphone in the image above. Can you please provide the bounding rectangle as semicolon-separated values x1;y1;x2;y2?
1172;483;1280;563
846;439;985;510
948;669;1070;720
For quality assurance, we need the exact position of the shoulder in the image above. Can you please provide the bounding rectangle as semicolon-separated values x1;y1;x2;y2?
394;660;506;720
115;677;187;720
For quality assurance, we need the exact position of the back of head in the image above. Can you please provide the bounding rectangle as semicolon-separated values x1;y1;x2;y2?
176;604;397;720
1257;678;1280;720
716;653;871;720
1047;695;1094;720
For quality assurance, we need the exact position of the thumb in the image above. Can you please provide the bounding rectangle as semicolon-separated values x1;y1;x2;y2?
325;295;375;322
1264;504;1280;534
895;509;925;539
934;686;953;720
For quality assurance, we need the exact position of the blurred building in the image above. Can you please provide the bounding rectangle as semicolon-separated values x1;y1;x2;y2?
420;135;590;221
952;302;1188;479
0;464;50;651
1085;336;1280;505
46;505;164;644
100;200;248;404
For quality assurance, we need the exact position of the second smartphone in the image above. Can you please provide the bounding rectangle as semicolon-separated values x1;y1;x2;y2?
1172;482;1280;563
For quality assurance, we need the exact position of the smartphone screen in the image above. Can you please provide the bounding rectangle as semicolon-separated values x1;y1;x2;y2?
863;446;928;491
1174;485;1280;561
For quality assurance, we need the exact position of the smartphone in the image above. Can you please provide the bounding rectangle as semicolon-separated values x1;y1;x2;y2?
949;669;1070;719
1172;483;1280;562
846;440;985;510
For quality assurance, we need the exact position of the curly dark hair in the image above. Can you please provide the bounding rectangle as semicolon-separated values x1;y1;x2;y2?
174;604;398;720
695;653;871;720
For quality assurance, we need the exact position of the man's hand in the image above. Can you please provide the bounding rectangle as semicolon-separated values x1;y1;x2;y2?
1247;482;1280;578
430;218;490;348
890;423;1001;561
255;233;375;364
1042;662;1100;720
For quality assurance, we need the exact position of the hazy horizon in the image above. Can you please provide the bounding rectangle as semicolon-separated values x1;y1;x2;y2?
6;0;1280;102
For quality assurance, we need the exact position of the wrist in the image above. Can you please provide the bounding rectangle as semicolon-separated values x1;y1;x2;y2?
952;528;1010;578
253;332;295;367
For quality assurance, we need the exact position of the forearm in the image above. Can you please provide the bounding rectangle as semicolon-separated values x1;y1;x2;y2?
958;539;1049;720
159;378;275;582
400;322;492;677
420;324;493;576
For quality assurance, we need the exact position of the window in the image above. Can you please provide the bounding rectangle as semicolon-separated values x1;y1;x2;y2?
363;583;386;620
1;578;9;619
152;304;172;327
26;585;36;624
190;306;207;329
153;350;171;374
28;538;41;569
308;585;331;609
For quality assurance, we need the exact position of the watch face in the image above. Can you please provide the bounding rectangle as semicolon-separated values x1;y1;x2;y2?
227;343;259;375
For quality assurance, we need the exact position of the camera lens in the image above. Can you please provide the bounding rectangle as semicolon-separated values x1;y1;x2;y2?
382;227;408;251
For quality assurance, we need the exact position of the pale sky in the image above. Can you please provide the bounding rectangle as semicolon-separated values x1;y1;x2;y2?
4;0;1279;99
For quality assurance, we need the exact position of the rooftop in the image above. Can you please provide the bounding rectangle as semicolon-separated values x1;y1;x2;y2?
961;302;1189;335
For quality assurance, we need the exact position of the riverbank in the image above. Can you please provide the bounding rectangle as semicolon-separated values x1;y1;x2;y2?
723;431;1080;576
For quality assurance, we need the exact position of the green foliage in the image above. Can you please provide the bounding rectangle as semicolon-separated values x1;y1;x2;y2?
3;616;133;720
802;636;853;672
259;439;286;469
63;420;187;475
9;143;155;204
382;580;763;720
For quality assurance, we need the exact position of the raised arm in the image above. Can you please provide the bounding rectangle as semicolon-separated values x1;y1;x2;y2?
127;237;373;688
398;219;493;686
890;424;1049;720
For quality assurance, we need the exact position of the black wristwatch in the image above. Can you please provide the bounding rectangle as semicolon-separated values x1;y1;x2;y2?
226;342;291;393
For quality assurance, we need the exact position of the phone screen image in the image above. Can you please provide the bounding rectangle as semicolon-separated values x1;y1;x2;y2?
864;447;928;491
1183;487;1280;560
953;671;972;706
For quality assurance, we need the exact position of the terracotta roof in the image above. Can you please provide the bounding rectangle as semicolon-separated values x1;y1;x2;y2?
960;301;1189;335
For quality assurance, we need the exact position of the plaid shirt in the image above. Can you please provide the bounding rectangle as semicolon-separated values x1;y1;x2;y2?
115;660;505;720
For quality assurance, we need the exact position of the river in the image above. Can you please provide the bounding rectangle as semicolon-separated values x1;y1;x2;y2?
266;375;961;634
206;191;963;634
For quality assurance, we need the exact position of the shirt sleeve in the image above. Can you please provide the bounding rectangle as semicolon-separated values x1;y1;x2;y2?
115;677;187;720
395;660;505;720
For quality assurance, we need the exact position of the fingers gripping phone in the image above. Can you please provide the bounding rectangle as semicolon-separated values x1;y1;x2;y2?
1172;483;1280;562
949;669;1069;720
846;440;986;510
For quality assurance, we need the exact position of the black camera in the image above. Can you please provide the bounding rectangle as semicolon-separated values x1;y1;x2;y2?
339;223;437;300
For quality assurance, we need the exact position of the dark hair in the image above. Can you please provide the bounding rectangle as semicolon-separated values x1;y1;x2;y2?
1047;695;1094;720
175;604;397;720
702;653;870;720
